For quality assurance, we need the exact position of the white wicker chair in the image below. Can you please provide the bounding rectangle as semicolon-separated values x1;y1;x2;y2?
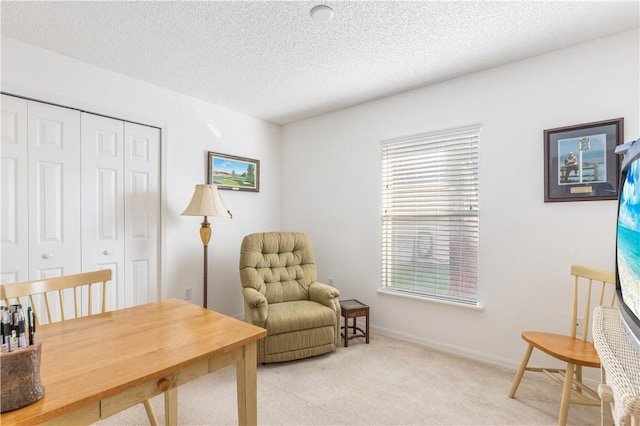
593;306;640;426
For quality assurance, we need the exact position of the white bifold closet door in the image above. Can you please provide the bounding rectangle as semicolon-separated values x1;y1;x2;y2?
1;95;31;284
81;114;159;309
28;102;82;280
122;121;160;307
1;95;160;312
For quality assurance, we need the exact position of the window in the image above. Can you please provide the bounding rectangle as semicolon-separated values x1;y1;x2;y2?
380;125;480;306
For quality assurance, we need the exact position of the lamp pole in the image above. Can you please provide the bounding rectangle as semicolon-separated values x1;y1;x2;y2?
200;216;212;309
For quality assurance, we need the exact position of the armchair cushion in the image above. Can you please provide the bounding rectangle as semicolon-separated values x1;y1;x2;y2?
267;300;337;334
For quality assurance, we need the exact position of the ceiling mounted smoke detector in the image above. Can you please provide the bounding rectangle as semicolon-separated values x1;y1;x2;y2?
310;5;334;22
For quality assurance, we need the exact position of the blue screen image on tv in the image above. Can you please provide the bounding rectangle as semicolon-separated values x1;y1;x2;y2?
618;156;640;319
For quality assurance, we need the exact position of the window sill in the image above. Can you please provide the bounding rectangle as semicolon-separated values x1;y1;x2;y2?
377;288;485;310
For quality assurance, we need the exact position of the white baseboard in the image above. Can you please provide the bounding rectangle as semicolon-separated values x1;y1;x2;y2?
370;324;517;370
370;324;601;388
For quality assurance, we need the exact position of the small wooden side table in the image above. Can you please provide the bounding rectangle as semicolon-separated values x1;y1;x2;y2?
340;299;369;347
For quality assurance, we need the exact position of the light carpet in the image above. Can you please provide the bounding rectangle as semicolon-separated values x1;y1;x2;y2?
94;334;598;425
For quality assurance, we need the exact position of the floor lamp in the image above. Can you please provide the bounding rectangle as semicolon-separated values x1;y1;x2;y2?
181;184;232;309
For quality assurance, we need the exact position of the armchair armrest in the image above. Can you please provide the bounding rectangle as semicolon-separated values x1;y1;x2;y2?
309;282;340;310
242;287;268;326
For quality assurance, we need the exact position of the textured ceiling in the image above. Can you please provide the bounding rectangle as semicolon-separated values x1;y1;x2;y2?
2;1;639;125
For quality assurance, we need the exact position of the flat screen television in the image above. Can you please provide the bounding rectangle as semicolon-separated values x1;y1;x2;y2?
616;136;640;354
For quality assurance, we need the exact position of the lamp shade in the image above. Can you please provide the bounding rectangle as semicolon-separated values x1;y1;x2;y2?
181;184;231;218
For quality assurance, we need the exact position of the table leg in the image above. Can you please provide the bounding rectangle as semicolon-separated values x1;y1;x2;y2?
366;311;370;344
237;341;258;426
164;387;178;426
344;317;349;347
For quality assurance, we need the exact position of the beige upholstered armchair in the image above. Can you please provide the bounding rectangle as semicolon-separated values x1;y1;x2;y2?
239;232;341;363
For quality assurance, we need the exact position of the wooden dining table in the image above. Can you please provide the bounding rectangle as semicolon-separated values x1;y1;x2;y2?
0;298;266;426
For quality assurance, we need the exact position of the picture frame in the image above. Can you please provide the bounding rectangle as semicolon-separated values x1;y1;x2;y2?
544;118;623;202
207;152;260;192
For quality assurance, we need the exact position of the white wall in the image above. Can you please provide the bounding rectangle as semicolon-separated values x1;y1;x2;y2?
281;29;639;369
1;36;282;316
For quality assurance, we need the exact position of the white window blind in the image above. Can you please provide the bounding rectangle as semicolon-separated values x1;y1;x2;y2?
381;125;480;306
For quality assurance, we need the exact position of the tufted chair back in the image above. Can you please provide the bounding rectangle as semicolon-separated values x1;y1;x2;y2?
239;232;317;304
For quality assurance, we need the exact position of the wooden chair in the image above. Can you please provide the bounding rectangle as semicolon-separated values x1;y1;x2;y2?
1;270;159;426
508;265;616;426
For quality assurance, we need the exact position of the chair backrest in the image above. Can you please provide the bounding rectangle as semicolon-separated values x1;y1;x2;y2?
239;232;317;304
570;265;616;342
0;270;112;326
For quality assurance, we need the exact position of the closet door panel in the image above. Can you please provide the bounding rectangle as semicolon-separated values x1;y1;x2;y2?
27;101;81;279
81;113;125;311
124;122;159;306
1;95;28;283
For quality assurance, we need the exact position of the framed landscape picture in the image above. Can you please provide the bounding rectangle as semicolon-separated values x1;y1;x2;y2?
544;118;623;202
208;152;260;192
